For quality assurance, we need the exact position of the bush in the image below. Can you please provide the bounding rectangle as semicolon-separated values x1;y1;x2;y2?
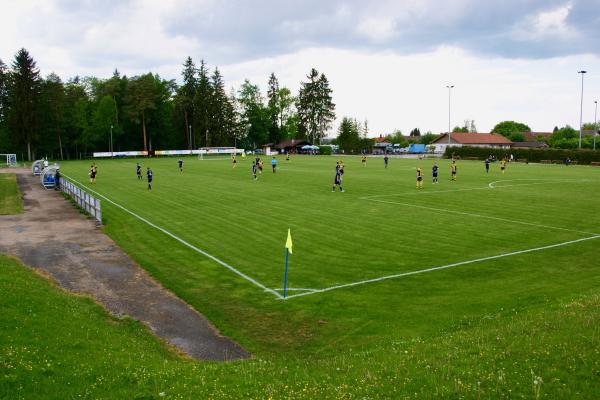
444;146;600;164
318;146;332;155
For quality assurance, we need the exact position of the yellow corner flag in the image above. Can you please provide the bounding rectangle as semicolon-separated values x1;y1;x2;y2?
285;228;293;254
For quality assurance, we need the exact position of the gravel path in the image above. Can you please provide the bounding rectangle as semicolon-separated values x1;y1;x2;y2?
0;170;249;361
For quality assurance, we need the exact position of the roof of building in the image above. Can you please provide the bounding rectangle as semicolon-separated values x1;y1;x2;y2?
523;132;553;142
432;133;513;145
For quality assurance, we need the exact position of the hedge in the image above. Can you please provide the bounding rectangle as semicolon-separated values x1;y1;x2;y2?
444;146;600;164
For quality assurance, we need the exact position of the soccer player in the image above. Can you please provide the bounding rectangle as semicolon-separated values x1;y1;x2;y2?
286;152;290;162
251;161;258;180
257;158;263;174
485;158;490;174
136;163;142;180
432;163;438;184
147;167;153;190
332;163;344;192
384;155;389;168
362;155;367;166
89;163;97;184
416;167;424;189
271;156;277;173
500;158;507;174
451;160;457;181
178;159;183;173
339;161;345;176
232;154;237;168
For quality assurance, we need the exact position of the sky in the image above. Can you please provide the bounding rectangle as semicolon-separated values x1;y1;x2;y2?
1;0;600;136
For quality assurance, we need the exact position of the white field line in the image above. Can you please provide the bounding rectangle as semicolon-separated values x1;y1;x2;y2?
283;235;600;300
361;179;593;201
62;174;283;300
274;288;318;292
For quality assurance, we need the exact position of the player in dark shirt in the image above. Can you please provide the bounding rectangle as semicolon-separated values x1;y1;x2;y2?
136;163;142;180
178;159;183;173
451;161;457;181
332;164;344;192
432;163;438;184
485;158;490;173
384;155;389;168
147;167;153;190
252;162;258;180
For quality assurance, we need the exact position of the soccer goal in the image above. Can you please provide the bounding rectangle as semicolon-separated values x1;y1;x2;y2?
0;154;17;167
197;147;242;160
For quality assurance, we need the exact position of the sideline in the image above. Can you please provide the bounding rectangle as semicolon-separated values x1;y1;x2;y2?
283;235;600;299
62;174;283;299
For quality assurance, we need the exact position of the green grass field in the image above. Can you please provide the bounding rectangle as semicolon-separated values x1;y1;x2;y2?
0;174;23;215
2;155;600;398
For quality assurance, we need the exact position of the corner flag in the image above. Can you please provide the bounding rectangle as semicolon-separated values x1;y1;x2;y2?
285;228;293;254
283;229;293;299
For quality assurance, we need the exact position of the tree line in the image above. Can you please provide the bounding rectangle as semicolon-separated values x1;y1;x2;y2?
0;48;336;160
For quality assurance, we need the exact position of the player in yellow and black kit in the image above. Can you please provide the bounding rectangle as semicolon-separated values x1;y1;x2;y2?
451;161;457;181
362;155;367;166
416;167;423;189
500;159;506;174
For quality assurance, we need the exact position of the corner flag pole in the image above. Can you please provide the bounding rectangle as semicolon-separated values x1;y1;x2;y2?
283;228;293;299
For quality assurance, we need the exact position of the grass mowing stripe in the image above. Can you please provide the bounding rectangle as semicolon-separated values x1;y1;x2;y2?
284;235;600;299
61;174;283;299
362;197;599;236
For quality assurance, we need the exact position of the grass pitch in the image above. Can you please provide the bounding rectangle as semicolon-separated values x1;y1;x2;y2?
3;155;600;398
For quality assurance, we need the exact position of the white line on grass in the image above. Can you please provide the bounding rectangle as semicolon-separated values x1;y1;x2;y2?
283;235;600;300
62;174;284;300
362;197;598;236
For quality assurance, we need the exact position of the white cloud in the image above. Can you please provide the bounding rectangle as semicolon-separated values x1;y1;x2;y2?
511;2;579;42
357;16;398;42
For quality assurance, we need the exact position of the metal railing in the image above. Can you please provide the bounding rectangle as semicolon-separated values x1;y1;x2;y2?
60;177;102;224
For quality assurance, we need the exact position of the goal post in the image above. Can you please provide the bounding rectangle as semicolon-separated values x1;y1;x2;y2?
0;154;17;167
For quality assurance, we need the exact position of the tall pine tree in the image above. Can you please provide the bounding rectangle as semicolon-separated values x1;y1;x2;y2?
267;73;280;143
193;60;211;147
9;48;41;160
297;68;335;144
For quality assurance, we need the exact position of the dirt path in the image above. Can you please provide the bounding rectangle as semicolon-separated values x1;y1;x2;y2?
0;170;249;361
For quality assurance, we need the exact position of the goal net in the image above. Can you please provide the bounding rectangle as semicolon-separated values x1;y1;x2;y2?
0;154;17;167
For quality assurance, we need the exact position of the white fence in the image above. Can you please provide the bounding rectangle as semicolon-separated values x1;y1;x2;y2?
60;178;102;224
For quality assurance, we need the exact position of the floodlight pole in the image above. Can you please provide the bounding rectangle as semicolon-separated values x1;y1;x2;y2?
594;100;598;151
578;71;586;149
189;124;192;152
446;85;454;144
110;125;114;157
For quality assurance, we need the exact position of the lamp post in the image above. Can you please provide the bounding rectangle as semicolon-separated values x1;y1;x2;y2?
188;124;192;152
594;100;598;151
446;85;454;144
578;71;586;149
110;125;113;157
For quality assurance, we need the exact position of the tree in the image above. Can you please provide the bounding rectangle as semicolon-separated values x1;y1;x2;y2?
547;125;578;149
419;131;438;145
409;128;421;137
193;60;211;147
336;117;362;153
237;79;269;149
452;125;468;133
297;68;336;144
175;57;197;148
266;73;280;143
124;73;159;152
492;120;531;141
0;58;10;154
208;67;231;146
38;73;66;159
9;48;41;160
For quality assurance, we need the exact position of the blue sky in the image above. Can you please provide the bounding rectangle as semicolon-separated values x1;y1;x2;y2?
1;0;599;135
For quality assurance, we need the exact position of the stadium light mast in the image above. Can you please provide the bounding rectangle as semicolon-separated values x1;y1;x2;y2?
188;124;192;151
110;125;113;158
446;85;454;144
594;100;598;151
578;71;586;149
